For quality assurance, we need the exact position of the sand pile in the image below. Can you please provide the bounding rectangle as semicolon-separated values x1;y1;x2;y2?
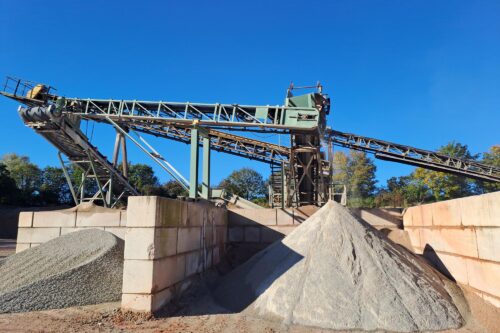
0;229;124;313
214;201;463;332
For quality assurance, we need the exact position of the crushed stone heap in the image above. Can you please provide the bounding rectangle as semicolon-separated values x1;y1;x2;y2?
214;201;463;332
0;229;124;313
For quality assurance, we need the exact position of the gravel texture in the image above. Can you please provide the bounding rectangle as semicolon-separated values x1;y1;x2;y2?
0;229;124;313
214;200;463;332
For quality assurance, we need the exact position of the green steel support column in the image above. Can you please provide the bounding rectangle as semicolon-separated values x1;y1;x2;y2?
189;128;199;199
202;136;211;199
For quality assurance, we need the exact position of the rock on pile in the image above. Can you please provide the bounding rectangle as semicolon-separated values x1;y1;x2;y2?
0;229;124;313
214;201;463;332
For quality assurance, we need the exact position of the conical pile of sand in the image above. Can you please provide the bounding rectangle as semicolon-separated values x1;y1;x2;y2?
0;229;124;313
214;201;463;332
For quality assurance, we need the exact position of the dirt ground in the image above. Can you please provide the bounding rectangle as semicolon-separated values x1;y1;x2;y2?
0;279;498;333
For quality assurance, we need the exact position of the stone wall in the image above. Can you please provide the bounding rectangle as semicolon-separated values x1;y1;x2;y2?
121;197;227;312
403;191;500;307
16;203;126;252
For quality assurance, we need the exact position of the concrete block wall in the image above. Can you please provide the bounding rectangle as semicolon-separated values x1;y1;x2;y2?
403;191;500;307
16;203;126;252
121;196;227;312
349;208;403;230
227;206;319;245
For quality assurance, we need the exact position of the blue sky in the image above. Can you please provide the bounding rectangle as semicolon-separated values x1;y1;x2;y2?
1;1;499;187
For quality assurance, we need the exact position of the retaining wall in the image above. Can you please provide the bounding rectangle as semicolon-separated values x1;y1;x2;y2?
16;203;126;252
121;197;227;312
404;191;500;307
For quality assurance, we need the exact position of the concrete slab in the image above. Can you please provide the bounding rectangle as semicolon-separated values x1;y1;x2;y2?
122;259;154;294
487;191;500;227
76;210;120;227
475;227;500;262
276;209;294;225
60;227;104;236
158;198;185;227
33;211;76;228
103;227;127;240
428;252;469;285
244;226;260;242
403;207;414;227
465;258;500;298
15;243;30;253
124;227;178;260
17;227;60;244
177;227;201;254
228;208;276;226
120;210;127;226
460;195;490;227
431;200;461;227
126;196;158;227
18;212;33;228
185;250;202;277
228;226;244;242
437;228;478;258
154;255;186;290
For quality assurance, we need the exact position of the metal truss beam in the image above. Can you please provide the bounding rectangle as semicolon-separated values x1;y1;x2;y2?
328;129;500;183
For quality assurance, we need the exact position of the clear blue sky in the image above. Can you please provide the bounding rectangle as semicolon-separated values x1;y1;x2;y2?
1;1;499;187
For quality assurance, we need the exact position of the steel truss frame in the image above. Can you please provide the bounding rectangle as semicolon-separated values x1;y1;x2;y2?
328;130;500;182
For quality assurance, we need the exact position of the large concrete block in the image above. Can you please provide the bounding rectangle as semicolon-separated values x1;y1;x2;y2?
76;210;120;227
404;227;421;251
277;209;294;226
126;196;158;227
122;260;154;294
124;227;177;260
460;194;490;227
431;200;461;227
17;227;60;244
202;225;215;247
487;191;500;227
213;246;221;265
411;206;424;227
103;227;127;240
244;226;260;242
184;202;206;227
438;228;478;258
158;198;185;227
260;226;295;243
465;259;500;297
228;208;276;226
403;207;414;227
213;206;227;226
177;227;201;254
154;255;186;291
185;250;202;277
121;293;152;312
428;252;469;285
475;228;500;262
18;212;33;227
228;226;244;242
120;210;127;226
421;205;433;227
33;211;76;227
216;226;227;246
15;243;30;253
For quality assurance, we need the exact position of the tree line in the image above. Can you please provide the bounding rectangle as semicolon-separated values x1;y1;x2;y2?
0;142;498;207
333;142;499;207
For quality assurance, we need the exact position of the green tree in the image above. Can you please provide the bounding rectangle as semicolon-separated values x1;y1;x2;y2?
412;142;477;201
219;168;266;200
1;154;42;204
331;150;377;207
127;163;160;195
0;163;19;204
478;145;500;193
40;166;71;204
375;175;429;207
162;180;188;198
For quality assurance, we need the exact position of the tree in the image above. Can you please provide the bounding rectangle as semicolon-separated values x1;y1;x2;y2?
478;145;500;193
349;150;377;200
127;163;160;195
40;166;71;204
1;154;42;204
162;180;188;198
375;175;429;207
219;168;266;200
0;163;19;204
412;142;477;201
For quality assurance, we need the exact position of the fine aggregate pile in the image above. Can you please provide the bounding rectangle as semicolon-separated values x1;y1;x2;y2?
214;200;463;332
0;229;124;313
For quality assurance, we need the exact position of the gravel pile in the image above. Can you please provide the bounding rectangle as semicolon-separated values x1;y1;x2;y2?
0;229;124;313
214;200;463;332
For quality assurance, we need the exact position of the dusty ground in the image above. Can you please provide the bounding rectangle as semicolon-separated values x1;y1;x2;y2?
0;280;498;333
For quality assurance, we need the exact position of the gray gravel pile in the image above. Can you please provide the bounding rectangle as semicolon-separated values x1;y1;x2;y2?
0;229;124;313
214;200;463;332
